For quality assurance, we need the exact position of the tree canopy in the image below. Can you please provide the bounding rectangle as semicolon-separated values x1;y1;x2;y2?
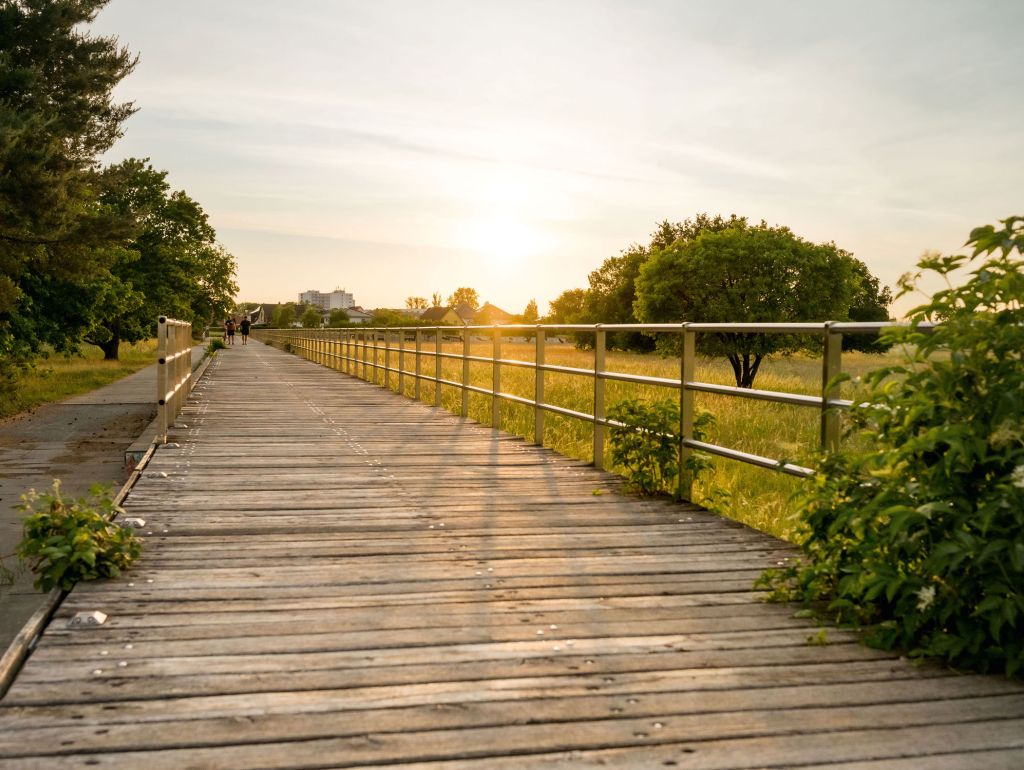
85;158;237;358
0;1;237;375
1;0;136;374
300;306;321;328
447;287;479;310
635;219;886;387
328;308;350;327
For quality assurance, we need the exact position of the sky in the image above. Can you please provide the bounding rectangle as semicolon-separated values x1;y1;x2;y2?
92;0;1024;318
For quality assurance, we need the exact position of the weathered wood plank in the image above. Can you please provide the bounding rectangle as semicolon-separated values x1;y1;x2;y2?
1;339;1021;767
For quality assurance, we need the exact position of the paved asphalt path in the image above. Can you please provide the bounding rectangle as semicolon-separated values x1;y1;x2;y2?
0;347;206;654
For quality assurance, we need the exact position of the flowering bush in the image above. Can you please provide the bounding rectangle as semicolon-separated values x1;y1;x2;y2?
759;216;1024;676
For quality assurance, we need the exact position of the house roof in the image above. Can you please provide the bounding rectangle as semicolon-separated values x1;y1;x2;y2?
453;303;477;323
420;306;460;323
476;302;514;323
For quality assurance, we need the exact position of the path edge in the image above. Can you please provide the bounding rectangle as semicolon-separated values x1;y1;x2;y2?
0;442;160;700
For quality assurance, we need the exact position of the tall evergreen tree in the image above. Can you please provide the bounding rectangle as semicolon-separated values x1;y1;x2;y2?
0;0;137;373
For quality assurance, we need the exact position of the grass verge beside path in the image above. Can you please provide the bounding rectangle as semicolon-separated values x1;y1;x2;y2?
1;340;158;422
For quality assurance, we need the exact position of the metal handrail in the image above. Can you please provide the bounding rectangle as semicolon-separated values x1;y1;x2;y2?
157;316;192;443
254;321;914;497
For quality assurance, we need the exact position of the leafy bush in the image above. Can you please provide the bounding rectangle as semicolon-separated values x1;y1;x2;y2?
608;398;714;496
759;215;1024;676
16;480;142;592
207;338;226;353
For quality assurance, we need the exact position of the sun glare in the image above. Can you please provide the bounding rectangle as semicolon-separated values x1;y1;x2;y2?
463;215;545;267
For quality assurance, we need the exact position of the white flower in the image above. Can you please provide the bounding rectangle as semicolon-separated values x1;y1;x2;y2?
1011;465;1024;490
916;585;936;612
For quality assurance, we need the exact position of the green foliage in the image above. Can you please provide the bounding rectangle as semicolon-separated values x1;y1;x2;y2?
0;0;136;382
300;306;322;328
608;398;714;497
207;338;227;353
16;480;142;593
447;287;479;310
328;308;350;327
85;158;238;358
521;299;539;324
371;308;417;326
635;219;888;388
272;305;296;328
759;215;1024;677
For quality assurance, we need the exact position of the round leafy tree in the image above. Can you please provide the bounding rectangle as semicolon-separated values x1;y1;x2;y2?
761;215;1024;676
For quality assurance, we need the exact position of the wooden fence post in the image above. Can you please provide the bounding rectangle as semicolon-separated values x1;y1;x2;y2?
415;329;423;401
461;328;470;417
491;327;501;429
678;323;695;500
434;329;443;407
821;321;842;453
534;328;545;446
593;326;606;469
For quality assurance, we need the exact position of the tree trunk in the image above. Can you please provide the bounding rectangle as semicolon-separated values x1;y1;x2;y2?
99;332;120;360
727;353;742;387
739;354;764;388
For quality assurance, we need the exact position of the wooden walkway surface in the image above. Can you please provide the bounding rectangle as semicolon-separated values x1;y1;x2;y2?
1;339;1022;768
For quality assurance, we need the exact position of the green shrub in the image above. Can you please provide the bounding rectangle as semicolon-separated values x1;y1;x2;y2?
608;398;714;496
207;338;226;353
759;215;1024;676
16;480;142;592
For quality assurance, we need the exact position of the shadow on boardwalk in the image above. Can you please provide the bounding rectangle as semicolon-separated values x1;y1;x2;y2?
1;340;1022;768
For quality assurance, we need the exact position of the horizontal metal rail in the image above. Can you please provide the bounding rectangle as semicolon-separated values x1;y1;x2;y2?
254;320;909;497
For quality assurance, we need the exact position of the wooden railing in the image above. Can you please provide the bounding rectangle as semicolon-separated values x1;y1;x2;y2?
255;322;907;497
156;316;192;444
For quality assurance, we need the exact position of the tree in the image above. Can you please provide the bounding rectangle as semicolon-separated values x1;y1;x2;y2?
583;244;654;351
83;159;237;359
371;308;415;326
405;296;428;310
328;308;349;327
300;307;322;328
447;287;479;310
431;292;444;307
272;305;295;328
571;214;745;352
843;260;894;352
635;221;872;388
521;299;539;324
547;289;588;324
0;0;137;377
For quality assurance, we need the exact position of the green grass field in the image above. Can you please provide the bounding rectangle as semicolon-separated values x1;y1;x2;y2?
1;340;159;422
266;332;914;541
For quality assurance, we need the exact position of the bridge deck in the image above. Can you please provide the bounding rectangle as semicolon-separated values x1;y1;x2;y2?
1;340;1022;768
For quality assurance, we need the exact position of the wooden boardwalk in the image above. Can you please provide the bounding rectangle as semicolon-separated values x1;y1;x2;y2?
1;339;1022;768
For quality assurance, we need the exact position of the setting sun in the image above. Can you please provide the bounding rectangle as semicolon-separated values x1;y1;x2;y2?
461;215;546;267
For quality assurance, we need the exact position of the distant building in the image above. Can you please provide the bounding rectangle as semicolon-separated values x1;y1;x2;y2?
420;306;463;325
299;288;355;311
345;307;374;324
475;302;514;325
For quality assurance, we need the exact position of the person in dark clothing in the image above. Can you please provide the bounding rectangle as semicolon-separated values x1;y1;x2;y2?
225;319;235;345
239;318;251;345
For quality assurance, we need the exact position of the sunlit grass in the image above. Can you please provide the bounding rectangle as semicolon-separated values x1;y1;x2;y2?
263;331;912;541
1;340;159;421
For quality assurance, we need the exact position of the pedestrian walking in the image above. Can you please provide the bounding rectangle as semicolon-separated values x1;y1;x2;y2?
225;319;235;345
239;317;251;345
